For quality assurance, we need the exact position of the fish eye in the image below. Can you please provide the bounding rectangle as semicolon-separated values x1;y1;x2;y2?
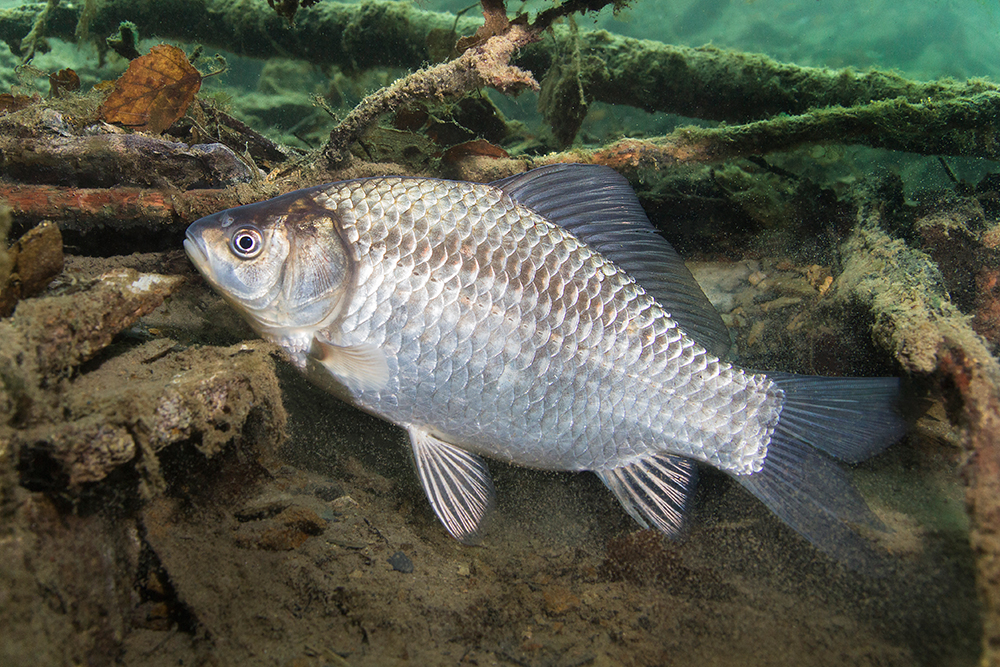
230;226;263;259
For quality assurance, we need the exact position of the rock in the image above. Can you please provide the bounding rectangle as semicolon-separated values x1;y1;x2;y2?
388;550;414;573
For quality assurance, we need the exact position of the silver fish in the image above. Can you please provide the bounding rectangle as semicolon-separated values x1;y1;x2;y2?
184;164;904;566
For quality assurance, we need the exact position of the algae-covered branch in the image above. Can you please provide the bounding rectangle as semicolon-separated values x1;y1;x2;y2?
0;0;998;161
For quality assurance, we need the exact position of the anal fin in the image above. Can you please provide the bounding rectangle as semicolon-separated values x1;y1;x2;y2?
595;454;697;536
407;427;496;544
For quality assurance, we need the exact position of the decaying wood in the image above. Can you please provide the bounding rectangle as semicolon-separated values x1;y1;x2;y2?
2;267;287;491
0;183;251;231
833;205;1000;667
0;132;257;189
531;90;1000;172
323;20;541;165
0;220;63;316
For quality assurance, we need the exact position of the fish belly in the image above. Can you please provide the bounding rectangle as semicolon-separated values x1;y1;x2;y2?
312;178;781;475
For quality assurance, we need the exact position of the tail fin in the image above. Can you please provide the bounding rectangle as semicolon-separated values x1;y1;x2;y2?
735;374;906;570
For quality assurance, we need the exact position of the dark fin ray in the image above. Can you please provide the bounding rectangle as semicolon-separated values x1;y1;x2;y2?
407;427;496;544
595;454;697;536
767;373;906;463
492;164;732;358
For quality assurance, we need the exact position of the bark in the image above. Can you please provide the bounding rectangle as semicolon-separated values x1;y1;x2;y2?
533;92;1000;172
0;183;248;231
834;209;1000;667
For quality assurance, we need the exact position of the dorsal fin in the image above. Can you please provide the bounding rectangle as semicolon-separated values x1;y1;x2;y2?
492;164;731;359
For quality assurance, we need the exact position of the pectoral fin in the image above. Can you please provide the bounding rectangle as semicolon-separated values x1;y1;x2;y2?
308;336;389;393
595;454;697;536
407;426;496;544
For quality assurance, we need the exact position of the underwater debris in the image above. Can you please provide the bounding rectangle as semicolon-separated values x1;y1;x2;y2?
17;0;57;62
2;267;286;489
322;21;539;165
829;198;1000;664
0;0;989;119
0;184;250;243
441;138;508;162
454;0;511;53
0;93;35;114
529;89;1000;172
98;44;202;135
105;20;140;60
0;130;257;190
47;68;79;98
552;92;1000;172
537;20;592;149
196;101;297;168
323;0;623;164
0;220;63;317
0;0;994;154
0;92;289;191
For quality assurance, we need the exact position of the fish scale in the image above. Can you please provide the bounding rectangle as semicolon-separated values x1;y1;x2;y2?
313;177;778;474
185;163;905;566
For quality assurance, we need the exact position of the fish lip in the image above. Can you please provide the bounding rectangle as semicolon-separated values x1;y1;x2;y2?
183;228;210;271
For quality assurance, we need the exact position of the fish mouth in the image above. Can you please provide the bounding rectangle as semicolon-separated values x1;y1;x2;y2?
183;230;211;275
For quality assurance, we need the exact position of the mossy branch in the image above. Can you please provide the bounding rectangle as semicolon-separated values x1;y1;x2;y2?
322;0;623;164
1;0;997;163
322;20;541;165
535;92;1000;172
1;0;992;123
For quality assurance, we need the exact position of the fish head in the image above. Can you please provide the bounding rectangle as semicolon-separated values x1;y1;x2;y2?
184;188;352;342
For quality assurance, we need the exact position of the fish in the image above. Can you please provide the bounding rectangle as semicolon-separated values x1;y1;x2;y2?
184;164;906;567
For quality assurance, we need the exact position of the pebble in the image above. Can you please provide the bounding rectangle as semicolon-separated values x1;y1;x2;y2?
388;550;414;573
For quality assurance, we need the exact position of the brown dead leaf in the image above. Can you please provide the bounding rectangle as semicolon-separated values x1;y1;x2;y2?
49;68;80;98
98;44;202;134
0;93;36;114
442;139;509;163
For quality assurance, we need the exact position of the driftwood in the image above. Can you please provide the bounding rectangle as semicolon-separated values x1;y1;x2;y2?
0;131;257;189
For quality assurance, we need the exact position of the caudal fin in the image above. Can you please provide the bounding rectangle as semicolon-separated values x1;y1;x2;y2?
735;374;906;570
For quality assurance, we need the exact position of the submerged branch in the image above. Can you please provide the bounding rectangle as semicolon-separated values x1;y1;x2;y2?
536;92;1000;171
323;21;541;165
0;0;995;173
0;0;994;124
